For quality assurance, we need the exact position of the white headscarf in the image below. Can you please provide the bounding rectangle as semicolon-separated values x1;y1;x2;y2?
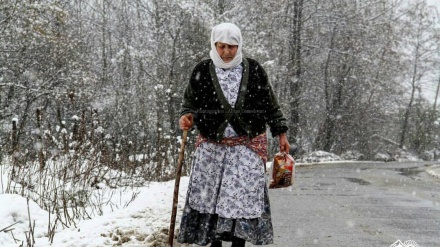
209;23;243;69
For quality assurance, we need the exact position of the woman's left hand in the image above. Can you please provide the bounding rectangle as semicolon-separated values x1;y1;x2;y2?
279;133;290;153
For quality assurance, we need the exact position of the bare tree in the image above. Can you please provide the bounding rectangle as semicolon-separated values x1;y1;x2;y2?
398;1;438;149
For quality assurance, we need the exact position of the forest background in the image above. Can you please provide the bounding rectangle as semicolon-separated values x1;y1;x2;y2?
1;0;440;182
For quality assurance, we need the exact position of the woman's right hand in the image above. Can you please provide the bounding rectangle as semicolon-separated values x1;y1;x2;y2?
179;113;194;130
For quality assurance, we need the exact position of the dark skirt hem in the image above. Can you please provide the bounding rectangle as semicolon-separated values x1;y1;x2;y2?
177;187;274;246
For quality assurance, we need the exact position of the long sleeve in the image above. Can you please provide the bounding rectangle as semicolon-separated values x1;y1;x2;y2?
265;83;288;137
260;67;288;137
180;79;197;117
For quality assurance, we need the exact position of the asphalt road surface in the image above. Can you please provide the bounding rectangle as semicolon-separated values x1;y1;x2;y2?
245;161;440;247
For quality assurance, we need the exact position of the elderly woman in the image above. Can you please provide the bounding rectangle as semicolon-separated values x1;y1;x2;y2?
178;23;290;247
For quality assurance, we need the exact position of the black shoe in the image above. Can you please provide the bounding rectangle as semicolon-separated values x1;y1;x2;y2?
231;237;246;247
211;240;222;247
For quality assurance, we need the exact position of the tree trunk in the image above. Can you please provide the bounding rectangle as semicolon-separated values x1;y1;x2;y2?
314;25;336;151
288;0;303;144
400;44;420;149
431;75;440;124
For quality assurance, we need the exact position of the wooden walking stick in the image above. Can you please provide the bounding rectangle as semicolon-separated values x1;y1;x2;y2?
168;129;188;247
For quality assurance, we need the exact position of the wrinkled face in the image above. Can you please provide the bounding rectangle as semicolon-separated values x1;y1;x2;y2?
215;42;238;63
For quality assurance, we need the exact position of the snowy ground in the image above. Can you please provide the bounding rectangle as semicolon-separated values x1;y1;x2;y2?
1;151;439;247
0;173;189;247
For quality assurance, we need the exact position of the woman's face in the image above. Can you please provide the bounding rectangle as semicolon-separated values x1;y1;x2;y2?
215;42;238;63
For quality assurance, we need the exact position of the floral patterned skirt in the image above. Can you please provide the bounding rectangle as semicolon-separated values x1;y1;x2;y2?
177;142;274;245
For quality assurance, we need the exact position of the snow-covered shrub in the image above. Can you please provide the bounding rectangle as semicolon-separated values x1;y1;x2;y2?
374;152;395;162
420;149;440;161
340;150;364;161
300;151;342;163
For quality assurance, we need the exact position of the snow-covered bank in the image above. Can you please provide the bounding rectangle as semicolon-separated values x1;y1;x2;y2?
0;178;189;247
426;165;440;179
